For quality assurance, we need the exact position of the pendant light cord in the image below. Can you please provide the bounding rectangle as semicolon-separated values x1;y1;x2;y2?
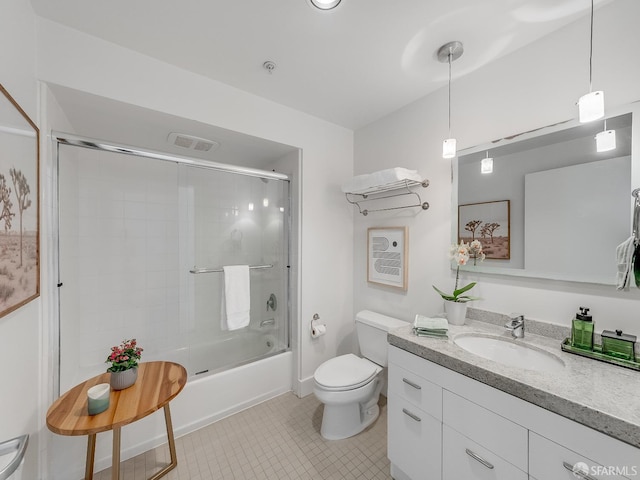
448;52;452;137
589;0;594;92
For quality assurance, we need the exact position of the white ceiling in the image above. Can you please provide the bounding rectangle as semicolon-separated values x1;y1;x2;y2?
29;0;609;130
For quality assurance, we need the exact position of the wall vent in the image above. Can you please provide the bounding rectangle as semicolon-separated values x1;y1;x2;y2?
167;132;220;152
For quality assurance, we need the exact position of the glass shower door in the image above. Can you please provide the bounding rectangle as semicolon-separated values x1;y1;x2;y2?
180;164;290;375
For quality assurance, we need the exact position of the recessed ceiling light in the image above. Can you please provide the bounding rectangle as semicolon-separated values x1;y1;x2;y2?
309;0;341;10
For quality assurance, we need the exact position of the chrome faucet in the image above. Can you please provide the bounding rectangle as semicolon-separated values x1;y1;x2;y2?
505;314;525;338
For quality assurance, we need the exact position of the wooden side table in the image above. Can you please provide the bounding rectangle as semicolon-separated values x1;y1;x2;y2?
46;361;187;480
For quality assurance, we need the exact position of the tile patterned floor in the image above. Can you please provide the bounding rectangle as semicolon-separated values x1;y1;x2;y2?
94;393;391;480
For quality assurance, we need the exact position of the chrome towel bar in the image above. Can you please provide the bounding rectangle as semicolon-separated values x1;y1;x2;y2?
189;264;273;274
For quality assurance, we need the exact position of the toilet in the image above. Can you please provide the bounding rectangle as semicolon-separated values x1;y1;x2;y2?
313;310;407;440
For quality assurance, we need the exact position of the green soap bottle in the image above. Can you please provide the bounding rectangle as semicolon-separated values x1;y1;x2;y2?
571;307;594;350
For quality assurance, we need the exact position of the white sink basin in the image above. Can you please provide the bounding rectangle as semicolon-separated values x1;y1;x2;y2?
454;334;565;372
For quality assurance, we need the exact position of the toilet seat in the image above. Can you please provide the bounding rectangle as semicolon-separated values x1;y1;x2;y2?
314;354;381;391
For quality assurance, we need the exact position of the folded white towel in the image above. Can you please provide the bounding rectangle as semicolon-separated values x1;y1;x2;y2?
414;314;449;331
221;265;251;330
616;236;635;291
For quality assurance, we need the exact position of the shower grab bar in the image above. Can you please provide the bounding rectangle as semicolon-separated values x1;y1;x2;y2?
189;264;273;274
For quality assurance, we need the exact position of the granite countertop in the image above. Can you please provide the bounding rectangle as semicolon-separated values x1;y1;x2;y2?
388;314;640;448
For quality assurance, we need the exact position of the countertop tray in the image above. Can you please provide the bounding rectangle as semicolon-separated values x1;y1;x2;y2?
561;338;640;371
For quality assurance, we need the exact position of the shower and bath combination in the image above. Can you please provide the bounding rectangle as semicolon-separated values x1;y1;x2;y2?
54;133;292;394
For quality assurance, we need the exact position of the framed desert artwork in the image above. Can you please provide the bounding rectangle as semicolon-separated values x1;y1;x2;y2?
0;84;40;318
458;200;510;260
367;226;408;291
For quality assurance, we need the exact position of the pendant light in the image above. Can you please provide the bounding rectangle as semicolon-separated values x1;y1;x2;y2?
595;119;616;152
481;151;493;174
437;41;464;159
577;0;604;123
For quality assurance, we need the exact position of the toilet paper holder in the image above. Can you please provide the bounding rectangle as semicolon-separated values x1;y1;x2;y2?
311;313;327;338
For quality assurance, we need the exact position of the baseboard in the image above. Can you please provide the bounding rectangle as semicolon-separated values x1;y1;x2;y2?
297;375;315;397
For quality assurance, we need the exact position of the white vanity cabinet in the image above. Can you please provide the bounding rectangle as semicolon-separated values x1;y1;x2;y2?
388;394;441;480
529;432;632;480
442;425;527;480
442;391;527;480
387;345;640;480
387;348;442;480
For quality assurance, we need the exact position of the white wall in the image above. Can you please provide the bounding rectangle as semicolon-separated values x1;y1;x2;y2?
0;1;40;479
354;0;640;335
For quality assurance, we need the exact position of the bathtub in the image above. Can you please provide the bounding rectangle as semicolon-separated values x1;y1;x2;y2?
51;337;292;479
188;329;285;377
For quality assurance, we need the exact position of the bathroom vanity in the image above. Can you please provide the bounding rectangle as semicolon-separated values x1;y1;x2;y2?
386;319;640;480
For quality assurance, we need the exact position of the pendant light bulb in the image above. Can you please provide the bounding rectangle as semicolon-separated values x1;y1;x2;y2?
578;91;604;123
595;119;616;152
443;138;457;159
437;41;463;159
481;151;493;174
577;0;604;123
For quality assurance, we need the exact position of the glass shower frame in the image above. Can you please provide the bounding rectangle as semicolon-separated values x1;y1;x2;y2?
54;133;291;394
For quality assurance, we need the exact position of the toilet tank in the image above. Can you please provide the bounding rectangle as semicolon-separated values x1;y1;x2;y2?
356;310;408;366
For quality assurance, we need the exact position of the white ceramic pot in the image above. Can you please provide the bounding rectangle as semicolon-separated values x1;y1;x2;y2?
109;367;138;390
444;300;468;326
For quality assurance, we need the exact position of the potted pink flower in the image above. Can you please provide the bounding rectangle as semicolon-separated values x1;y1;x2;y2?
106;339;143;390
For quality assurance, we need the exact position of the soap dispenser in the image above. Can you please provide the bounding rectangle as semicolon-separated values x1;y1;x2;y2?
571;307;594;350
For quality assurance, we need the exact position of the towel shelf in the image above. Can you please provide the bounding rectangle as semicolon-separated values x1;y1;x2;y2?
344;178;430;215
190;264;273;274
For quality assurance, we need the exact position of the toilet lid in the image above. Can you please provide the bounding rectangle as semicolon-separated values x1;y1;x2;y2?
314;354;381;391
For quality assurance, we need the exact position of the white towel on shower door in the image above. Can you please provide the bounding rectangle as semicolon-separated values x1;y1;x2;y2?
221;265;251;330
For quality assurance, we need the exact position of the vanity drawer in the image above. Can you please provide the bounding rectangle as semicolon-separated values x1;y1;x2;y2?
388;361;442;420
442;390;527;472
529;432;633;480
388;393;441;480
442;424;527;480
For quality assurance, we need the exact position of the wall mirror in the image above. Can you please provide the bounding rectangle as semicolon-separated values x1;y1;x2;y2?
0;84;40;317
454;103;638;285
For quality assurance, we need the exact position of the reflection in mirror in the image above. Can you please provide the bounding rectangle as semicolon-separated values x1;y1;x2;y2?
0;84;40;317
456;112;633;285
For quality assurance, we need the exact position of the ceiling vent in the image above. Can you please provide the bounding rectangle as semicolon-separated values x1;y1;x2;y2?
167;132;220;152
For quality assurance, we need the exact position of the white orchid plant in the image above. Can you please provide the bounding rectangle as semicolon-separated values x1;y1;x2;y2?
433;240;485;303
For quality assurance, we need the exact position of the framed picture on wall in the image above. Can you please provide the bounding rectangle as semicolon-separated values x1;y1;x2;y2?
0;84;40;319
367;226;408;290
458;200;510;259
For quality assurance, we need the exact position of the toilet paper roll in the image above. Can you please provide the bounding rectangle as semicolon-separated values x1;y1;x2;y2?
311;324;326;338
